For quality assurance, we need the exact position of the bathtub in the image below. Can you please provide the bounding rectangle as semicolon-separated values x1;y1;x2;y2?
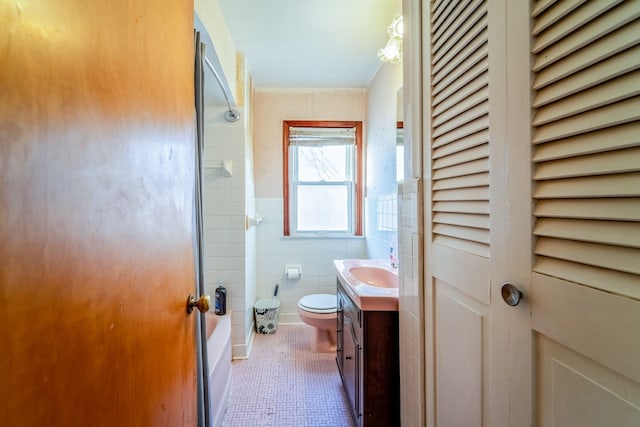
205;312;232;427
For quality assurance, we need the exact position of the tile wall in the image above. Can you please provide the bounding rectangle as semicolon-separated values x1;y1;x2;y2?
398;177;423;427
202;122;253;358
365;193;399;261
255;198;367;323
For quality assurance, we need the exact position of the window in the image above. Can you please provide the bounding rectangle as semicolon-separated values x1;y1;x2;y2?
283;120;363;236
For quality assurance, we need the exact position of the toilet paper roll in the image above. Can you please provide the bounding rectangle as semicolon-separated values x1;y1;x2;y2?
286;268;300;280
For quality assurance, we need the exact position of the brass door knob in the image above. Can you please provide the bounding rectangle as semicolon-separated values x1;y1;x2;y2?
186;294;211;314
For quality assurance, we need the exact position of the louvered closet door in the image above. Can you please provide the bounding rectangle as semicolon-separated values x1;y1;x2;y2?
530;0;640;425
427;0;532;425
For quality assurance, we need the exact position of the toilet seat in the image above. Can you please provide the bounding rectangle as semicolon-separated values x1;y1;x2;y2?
298;294;337;314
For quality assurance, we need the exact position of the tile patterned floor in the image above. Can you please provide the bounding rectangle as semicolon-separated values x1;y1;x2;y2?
222;324;354;427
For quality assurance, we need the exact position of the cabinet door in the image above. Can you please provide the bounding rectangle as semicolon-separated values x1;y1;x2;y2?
336;288;344;375
343;315;360;422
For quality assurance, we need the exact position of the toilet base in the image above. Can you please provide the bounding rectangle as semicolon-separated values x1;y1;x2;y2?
308;326;337;353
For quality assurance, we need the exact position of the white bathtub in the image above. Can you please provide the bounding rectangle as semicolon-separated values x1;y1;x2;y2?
205;312;232;427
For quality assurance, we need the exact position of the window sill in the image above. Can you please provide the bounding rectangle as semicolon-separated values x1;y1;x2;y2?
282;235;365;240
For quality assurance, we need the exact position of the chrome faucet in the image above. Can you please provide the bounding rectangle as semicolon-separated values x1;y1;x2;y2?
389;245;398;269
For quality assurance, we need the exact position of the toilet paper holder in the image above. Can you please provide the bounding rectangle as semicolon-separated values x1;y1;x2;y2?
285;265;302;280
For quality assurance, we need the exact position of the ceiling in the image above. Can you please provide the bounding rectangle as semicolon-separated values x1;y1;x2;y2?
217;0;402;90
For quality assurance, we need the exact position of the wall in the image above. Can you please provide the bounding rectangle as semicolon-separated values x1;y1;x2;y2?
400;0;425;426
196;0;257;359
201;56;256;359
194;0;238;99
202;119;249;358
364;62;403;260
254;89;368;322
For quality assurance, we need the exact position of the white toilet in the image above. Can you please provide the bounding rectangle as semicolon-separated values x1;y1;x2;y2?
297;293;337;353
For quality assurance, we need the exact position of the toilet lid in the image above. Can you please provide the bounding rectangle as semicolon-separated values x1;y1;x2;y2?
298;294;337;313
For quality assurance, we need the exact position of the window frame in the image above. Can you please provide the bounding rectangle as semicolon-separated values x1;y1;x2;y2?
283;120;363;237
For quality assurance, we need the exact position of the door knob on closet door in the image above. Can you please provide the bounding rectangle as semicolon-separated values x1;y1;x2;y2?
186;294;211;314
501;283;523;306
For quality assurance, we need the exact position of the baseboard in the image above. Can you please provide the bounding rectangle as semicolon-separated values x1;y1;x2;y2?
231;327;255;360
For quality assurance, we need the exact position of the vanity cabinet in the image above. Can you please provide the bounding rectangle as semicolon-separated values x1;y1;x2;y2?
336;279;400;427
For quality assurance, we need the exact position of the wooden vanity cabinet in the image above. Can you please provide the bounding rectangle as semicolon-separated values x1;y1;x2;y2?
336;279;400;427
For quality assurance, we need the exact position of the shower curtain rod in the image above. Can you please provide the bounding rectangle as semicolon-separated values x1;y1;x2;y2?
204;56;240;122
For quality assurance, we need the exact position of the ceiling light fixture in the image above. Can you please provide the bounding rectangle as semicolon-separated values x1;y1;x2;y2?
378;14;404;64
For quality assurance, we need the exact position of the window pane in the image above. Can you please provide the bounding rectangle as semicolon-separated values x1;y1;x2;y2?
297;145;349;181
296;185;349;231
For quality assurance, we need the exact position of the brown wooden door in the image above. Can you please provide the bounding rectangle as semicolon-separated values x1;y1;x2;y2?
0;1;198;425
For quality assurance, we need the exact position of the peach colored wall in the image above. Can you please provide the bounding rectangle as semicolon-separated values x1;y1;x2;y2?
254;89;367;198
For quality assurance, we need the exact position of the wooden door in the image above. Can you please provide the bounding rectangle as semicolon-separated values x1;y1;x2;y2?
425;0;531;425
529;1;640;425
0;1;199;425
424;0;640;426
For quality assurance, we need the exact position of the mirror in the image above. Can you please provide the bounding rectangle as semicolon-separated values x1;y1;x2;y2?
396;87;404;182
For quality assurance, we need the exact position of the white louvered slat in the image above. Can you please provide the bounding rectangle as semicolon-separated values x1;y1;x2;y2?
433;201;489;215
432;0;459;34
432;172;490;191
534;172;640;198
433;144;488;169
533;3;640;71
433;158;489;180
532;0;640;296
534;146;640;179
534;45;640;106
533;122;640;161
433;11;487;77
533;21;640;89
535;257;640;300
433;212;490;229
433;102;489;138
532;0;586;36
534;198;640;221
432;1;486;64
433;114;489;148
534;218;640;248
433;236;491;258
532;0;558;17
433;31;487;87
433;223;490;244
433;186;489;202
431;0;490;259
532;96;640;144
535;238;640;275
433;59;488;106
532;71;640;125
433;129;489;159
433;71;489;116
433;86;489;127
532;0;621;53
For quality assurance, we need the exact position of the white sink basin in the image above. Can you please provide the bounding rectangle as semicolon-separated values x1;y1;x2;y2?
334;259;399;311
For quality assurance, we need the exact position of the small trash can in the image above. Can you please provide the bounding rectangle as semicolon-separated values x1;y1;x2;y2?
254;298;280;334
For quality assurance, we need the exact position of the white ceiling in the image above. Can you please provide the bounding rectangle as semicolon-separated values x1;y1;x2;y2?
217;0;402;89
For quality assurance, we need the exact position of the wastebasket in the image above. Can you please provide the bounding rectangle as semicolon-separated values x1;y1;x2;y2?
254;298;280;334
